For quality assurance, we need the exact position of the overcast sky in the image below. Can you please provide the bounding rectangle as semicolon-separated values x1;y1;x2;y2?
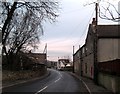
34;0;119;61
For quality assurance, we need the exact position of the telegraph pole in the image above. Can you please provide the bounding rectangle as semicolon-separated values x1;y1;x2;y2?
95;3;98;26
94;2;98;84
73;46;75;73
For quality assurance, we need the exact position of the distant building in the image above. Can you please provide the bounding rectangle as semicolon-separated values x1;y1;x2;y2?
46;61;57;69
19;52;47;70
57;59;70;70
25;53;47;64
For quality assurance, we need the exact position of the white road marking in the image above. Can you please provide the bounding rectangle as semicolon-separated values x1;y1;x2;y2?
54;78;61;83
35;70;62;94
80;79;91;94
35;86;48;94
70;72;91;94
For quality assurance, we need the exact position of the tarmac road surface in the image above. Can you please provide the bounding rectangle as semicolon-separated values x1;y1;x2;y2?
2;69;89;94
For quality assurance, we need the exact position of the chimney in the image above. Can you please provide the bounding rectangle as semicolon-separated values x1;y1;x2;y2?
92;18;96;26
92;18;97;33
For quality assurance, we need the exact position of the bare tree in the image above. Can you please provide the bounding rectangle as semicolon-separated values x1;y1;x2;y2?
7;10;41;54
0;0;59;70
99;1;120;22
84;1;120;22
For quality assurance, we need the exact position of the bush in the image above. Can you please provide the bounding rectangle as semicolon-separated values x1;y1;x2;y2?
2;69;47;82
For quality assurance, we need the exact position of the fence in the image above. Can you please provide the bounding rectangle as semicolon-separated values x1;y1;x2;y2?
98;59;120;76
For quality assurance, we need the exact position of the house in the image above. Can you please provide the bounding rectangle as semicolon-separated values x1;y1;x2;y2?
19;52;47;70
46;60;57;69
25;53;47;64
73;18;120;92
57;59;70;70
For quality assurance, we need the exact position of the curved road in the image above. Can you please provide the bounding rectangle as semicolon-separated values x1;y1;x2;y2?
2;69;89;93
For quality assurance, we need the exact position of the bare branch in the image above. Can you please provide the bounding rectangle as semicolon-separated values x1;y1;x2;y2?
1;0;59;67
99;1;120;22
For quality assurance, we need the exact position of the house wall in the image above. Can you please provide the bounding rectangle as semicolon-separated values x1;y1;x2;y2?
98;72;120;93
74;60;81;75
81;27;94;79
57;60;65;70
57;61;61;70
97;39;120;62
74;50;81;76
97;38;120;93
73;25;95;79
82;54;94;79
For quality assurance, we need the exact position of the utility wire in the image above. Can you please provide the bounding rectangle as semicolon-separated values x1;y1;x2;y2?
43;10;95;46
74;8;95;47
61;5;93;15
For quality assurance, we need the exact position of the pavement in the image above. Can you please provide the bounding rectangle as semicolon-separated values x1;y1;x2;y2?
71;72;114;94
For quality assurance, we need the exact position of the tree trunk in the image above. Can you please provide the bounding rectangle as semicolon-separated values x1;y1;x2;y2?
2;2;17;45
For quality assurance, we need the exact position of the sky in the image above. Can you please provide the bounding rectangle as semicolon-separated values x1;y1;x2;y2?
34;0;119;61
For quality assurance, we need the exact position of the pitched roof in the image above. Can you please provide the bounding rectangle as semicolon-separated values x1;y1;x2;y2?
97;25;120;38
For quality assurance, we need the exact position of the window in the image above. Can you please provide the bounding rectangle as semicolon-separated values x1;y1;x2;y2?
82;47;85;54
85;63;87;74
77;52;80;58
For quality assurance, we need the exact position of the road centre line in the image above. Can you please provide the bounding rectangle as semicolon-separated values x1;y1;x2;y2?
35;71;62;94
35;86;48;94
54;71;62;83
54;77;61;83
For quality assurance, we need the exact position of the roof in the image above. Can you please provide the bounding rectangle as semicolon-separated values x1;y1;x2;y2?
25;53;46;64
73;24;120;57
97;25;120;38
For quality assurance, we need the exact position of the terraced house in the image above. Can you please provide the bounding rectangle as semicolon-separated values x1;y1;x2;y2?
73;18;120;93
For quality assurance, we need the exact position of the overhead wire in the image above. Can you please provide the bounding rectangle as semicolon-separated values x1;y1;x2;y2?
46;6;95;60
43;9;95;46
61;5;92;15
74;7;95;47
41;5;94;44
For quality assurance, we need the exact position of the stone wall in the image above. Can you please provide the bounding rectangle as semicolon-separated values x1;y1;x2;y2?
98;72;120;93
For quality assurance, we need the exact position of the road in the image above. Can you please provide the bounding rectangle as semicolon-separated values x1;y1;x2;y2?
2;69;89;93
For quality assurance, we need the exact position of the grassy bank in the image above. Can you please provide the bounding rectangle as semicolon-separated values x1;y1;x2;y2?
2;69;47;82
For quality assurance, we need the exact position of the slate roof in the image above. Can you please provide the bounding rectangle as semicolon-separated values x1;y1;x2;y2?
97;25;120;38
